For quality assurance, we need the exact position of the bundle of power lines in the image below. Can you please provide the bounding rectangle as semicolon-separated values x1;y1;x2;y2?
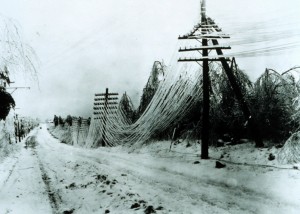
78;1;300;148
85;50;202;147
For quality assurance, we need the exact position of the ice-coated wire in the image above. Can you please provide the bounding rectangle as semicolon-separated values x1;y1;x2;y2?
82;51;203;147
74;7;300;147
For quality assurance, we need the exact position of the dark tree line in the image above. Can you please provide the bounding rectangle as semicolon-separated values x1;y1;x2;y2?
53;115;90;127
53;115;69;127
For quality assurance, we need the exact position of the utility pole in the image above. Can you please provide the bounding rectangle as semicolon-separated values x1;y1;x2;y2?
178;0;231;159
93;88;118;147
201;0;209;159
15;114;21;143
178;0;263;159
1;66;31;144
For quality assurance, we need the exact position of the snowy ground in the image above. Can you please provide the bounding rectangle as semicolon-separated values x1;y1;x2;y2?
1;124;300;214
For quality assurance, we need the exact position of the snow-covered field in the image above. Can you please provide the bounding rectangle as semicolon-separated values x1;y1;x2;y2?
1;124;300;214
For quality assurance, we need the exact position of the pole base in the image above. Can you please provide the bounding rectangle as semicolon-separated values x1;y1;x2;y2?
201;154;210;159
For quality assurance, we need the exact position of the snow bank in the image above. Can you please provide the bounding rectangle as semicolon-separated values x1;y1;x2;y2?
48;121;89;147
48;124;72;145
0;112;20;162
278;132;300;164
116;139;282;167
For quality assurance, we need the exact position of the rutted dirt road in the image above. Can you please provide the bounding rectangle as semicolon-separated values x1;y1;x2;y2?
0;132;53;213
1;124;300;214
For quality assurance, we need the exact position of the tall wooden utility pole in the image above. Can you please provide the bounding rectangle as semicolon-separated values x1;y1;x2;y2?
179;0;229;159
178;0;263;159
93;88;118;147
201;0;209;159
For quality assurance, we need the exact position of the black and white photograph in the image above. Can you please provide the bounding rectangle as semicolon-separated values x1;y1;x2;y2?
1;0;300;213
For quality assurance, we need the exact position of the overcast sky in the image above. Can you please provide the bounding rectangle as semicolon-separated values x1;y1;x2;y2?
1;0;300;120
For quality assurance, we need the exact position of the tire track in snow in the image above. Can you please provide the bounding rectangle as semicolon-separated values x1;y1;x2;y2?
29;135;62;214
36;133;157;213
36;152;61;213
0;158;19;189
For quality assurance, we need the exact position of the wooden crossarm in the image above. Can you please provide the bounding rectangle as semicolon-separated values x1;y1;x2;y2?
178;35;230;40
179;46;231;52
178;57;230;62
94;97;118;101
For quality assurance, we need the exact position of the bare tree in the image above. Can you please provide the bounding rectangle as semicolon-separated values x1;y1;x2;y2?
0;16;39;120
0;16;39;82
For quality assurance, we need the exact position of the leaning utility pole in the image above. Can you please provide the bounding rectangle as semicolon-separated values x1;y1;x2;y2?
178;0;263;159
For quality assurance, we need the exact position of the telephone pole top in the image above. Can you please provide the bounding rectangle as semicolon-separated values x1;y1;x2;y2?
178;0;263;159
201;0;206;20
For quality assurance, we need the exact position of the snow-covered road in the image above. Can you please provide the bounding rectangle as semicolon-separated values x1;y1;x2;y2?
0;132;53;213
1;124;300;214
